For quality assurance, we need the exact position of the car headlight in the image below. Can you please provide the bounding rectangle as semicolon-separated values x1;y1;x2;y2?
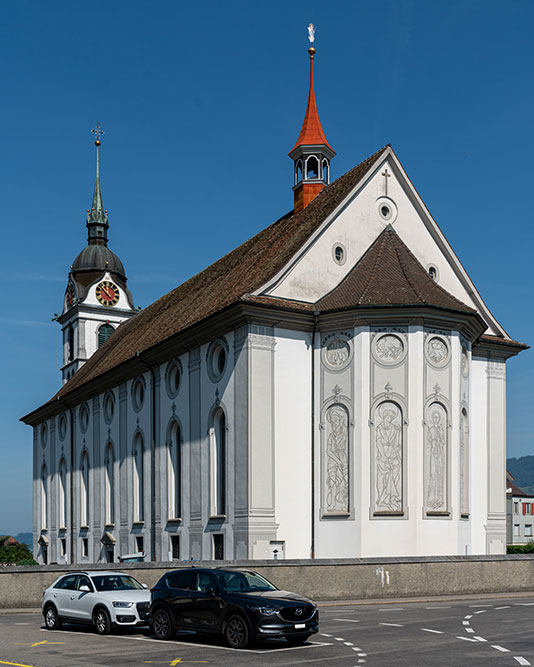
246;605;278;615
112;601;134;608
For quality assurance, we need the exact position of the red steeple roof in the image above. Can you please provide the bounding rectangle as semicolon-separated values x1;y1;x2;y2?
289;51;335;154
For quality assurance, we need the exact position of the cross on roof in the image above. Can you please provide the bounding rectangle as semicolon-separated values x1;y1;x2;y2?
91;122;104;142
381;168;390;196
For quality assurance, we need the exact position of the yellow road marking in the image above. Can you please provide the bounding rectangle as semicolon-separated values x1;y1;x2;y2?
143;661;208;665
13;641;65;648
0;661;40;667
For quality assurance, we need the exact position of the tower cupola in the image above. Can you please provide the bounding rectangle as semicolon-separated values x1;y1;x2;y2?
289;24;335;213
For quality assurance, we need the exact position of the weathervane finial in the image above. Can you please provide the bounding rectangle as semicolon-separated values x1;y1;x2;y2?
307;23;316;57
91;121;104;147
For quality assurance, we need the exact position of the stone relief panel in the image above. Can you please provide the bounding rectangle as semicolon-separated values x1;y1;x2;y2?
424;402;448;514
321;332;353;371
372;332;407;366
373;401;403;514
323;404;350;514
425;335;449;368
461;346;469;379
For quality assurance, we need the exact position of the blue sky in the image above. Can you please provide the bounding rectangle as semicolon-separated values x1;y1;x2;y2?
1;0;533;534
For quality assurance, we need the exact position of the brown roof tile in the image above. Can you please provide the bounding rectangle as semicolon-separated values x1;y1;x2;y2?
52;145;390;399
317;226;475;313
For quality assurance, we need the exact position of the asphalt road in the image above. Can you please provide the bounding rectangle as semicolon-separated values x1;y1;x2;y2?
1;595;534;667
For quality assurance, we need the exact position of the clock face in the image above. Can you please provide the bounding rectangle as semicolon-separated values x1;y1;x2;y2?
66;282;76;308
95;281;120;307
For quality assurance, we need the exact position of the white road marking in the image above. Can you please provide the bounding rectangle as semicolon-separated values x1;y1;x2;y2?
474;636;487;642
15;623;29;625
464;615;473;619
515;603;534;606
380;622;404;627
322;633;332;637
514;658;531;666
492;645;511;652
466;628;475;633
456;636;479;642
469;604;493;607
462;620;470;625
474;610;487;614
421;628;444;634
379;607;404;611
358;653;367;657
344;642;354;646
334;618;360;623
351;646;362;651
425;606;451;609
495;605;511;610
335;637;345;641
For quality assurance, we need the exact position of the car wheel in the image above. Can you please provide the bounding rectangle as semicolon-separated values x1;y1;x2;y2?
94;608;111;635
224;614;249;649
152;608;173;640
287;634;311;645
44;605;61;630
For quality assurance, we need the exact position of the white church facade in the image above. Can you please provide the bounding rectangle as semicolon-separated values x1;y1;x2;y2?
23;41;526;565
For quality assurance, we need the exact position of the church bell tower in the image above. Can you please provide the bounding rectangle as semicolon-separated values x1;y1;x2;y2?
289;24;335;213
57;124;136;384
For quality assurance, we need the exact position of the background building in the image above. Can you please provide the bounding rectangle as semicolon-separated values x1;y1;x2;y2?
506;471;534;545
22;38;526;565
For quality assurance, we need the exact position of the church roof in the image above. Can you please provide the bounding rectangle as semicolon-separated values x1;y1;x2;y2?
316;226;475;313
27;143;520;412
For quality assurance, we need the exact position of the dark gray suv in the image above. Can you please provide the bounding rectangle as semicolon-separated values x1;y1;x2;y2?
150;568;318;648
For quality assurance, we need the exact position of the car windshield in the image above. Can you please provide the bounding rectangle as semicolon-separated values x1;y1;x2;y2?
91;575;144;592
214;571;277;594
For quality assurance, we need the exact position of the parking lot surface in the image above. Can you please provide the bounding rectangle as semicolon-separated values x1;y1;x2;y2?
1;595;534;667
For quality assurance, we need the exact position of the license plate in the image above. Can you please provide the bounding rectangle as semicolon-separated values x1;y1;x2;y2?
294;623;306;629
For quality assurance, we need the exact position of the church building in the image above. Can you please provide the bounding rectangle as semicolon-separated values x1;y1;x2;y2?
22;32;526;565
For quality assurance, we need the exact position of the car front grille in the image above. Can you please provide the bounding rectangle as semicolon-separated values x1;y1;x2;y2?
136;602;150;620
278;604;315;623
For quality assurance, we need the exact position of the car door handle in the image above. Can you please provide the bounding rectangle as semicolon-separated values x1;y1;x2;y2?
70;595;76;600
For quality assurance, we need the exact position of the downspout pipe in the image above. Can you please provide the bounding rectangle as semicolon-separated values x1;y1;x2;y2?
311;310;319;559
136;353;157;562
56;396;74;565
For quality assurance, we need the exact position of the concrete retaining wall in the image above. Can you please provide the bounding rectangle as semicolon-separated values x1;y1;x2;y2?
1;555;534;609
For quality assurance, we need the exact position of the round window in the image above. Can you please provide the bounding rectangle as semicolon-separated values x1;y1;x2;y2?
40;423;48;448
131;378;145;413
376;197;398;224
332;243;346;266
103;392;115;424
427;264;439;282
207;338;229;383
79;404;90;433
58;414;67;441
165;360;182;399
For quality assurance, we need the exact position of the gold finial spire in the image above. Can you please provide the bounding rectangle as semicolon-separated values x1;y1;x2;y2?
307;22;316;57
91;121;104;147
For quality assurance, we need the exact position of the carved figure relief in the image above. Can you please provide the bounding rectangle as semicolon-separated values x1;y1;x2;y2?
375;335;404;362
375;402;402;512
425;403;447;512
324;405;349;513
461;348;469;378
326;339;350;368
426;336;449;366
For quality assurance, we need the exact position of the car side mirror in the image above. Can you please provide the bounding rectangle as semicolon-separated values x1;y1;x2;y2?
142;583;148;589
79;585;90;593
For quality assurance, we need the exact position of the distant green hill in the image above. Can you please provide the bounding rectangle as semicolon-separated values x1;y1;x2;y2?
507;455;534;494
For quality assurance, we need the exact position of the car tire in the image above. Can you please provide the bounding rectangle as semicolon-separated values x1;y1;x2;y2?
44;605;61;630
224;614;249;649
152;608;173;640
94;607;112;635
287;634;311;645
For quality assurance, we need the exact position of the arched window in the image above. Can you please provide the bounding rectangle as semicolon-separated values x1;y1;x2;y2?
98;323;115;348
322;159;329;183
67;326;74;362
168;422;181;519
80;452;89;527
209;409;226;517
41;464;48;529
305;155;319;179
133;433;144;522
105;443;115;525
296;160;303;184
58;458;67;528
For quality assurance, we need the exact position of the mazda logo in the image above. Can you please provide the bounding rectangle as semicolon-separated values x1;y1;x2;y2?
295;608;303;616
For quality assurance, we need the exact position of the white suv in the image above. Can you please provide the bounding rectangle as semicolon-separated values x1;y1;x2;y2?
43;571;150;634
